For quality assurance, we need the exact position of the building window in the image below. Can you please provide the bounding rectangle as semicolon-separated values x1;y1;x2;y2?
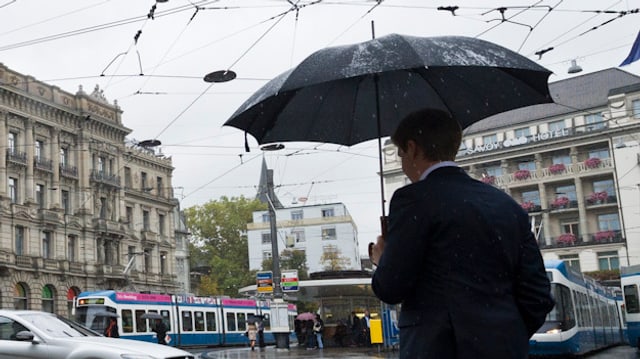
588;148;610;160
35;140;43;161
142;210;150;231
292;229;306;243
561;220;579;239
144;248;151;272
97;156;105;173
99;197;107;219
548;119;566;132
559;254;582;273
518;160;536;171
261;232;271;244
482;134;498;145
633;99;640;119
8;132;16;154
262;251;272;261
36;184;44;208
555;184;577;202
61;190;70;214
514;127;530;138
42;232;52;259
322;208;335;217
42;285;55;313
124;167;132;188
160;252;167;274
60;147;67;167
8;177;18;203
262;213;270;222
322;227;337;240
126;206;133;228
158;214;165;235
157;177;163;195
521;190;541;206
552;154;571;166
484;164;503;177
141;172;148;190
68;235;76;262
14;283;28;309
15;226;24;255
291;210;303;220
585;113;605;131
598;213;621;231
598;251;619;270
593;179;614;198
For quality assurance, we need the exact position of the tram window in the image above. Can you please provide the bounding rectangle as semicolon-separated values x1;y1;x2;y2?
206;312;216;331
122;310;134;333
226;312;236;331
160;310;171;331
263;314;271;330
195;311;205;331
238;313;247;331
572;290;582;326
182;311;193;332
135;310;147;332
624;285;640;313
557;285;576;329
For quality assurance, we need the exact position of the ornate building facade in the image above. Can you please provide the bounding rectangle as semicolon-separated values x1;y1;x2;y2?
0;63;185;316
382;68;640;275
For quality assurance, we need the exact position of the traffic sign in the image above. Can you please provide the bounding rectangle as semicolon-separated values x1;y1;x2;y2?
281;270;299;292
256;271;273;293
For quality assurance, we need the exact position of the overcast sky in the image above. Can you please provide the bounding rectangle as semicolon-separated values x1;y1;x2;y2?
1;0;640;255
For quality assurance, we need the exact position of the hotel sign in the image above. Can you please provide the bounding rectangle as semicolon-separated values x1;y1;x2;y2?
465;128;570;155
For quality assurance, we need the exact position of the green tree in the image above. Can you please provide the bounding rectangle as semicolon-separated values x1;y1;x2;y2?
261;249;310;280
320;246;351;271
185;196;266;296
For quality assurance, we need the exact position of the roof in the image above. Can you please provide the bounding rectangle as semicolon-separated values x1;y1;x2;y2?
464;68;640;135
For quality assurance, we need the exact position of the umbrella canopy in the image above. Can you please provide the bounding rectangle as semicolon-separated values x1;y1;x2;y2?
140;312;163;320
296;312;316;321
224;33;553;146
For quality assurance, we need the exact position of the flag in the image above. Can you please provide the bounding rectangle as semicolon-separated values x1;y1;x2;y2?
621;30;640;66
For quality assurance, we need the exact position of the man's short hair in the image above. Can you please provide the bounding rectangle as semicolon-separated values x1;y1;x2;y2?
391;109;462;161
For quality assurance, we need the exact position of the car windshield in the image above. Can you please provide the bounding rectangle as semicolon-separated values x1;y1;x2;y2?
18;312;100;338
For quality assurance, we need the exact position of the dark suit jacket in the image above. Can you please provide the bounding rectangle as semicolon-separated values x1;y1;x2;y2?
372;167;554;359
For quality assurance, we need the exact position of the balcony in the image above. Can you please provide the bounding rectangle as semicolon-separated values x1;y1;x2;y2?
6;149;27;166
60;163;78;179
484;158;613;187
90;170;121;189
539;229;624;250
93;218;125;237
585;192;617;206
34;157;53;172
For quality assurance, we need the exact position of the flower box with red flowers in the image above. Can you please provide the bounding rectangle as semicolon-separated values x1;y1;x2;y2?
481;175;496;184
514;169;531;180
521;201;536;211
552;196;570;208
594;230;615;242
549;163;566;174
557;233;576;245
588;191;608;204
585;157;601;169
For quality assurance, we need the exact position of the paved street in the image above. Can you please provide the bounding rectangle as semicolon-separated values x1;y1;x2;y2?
198;346;398;359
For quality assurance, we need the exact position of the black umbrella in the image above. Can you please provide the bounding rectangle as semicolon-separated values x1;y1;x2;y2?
224;33;553;222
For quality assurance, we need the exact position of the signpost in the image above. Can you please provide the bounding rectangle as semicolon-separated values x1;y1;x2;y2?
281;270;299;293
256;271;274;294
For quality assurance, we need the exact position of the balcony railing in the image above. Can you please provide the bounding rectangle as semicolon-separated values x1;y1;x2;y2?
539;229;624;249
90;170;121;188
486;158;613;187
34;157;53;172
60;163;78;179
6;149;27;166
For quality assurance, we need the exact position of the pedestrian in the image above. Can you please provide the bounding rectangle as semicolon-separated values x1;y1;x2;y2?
350;311;361;346
313;314;324;349
334;319;348;347
305;320;316;350
294;319;304;346
104;317;119;338
152;318;168;345
247;321;257;351
361;310;371;347
257;317;265;348
369;108;554;359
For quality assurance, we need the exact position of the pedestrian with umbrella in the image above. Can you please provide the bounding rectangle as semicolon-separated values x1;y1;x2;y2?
369;108;554;358
152;318;168;345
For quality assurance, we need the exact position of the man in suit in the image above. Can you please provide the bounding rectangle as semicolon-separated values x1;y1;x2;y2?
370;109;554;359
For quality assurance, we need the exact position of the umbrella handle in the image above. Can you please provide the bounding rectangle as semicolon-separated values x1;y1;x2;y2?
380;215;388;237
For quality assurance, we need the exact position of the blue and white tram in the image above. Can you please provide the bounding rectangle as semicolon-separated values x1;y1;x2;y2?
621;264;640;348
529;260;624;357
74;290;297;347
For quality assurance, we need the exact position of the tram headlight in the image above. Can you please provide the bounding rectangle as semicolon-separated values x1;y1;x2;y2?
546;327;562;334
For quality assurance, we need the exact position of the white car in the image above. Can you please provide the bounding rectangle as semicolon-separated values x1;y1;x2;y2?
0;310;194;359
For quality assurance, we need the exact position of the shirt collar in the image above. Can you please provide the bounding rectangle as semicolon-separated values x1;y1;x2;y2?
419;161;458;181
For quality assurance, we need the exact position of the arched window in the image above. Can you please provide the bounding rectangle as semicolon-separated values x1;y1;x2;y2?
14;283;28;309
42;285;56;313
67;287;80;319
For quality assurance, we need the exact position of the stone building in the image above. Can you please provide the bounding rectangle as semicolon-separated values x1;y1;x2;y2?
0;63;183;316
